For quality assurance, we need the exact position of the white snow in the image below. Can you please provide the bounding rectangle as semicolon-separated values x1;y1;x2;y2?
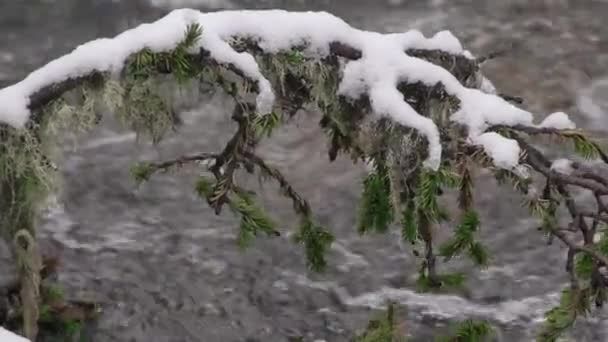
473;132;522;169
551;158;575;175
462;50;475;59
0;327;30;342
538;111;576;130
0;8;573;171
479;76;497;94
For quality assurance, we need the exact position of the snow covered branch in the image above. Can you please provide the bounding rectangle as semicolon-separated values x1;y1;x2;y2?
0;8;557;172
1;8;608;341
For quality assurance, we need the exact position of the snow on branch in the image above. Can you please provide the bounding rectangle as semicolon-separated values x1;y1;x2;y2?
0;327;30;342
0;8;566;172
2;10;608;340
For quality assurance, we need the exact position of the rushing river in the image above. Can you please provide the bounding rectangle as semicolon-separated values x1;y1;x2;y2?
1;0;608;341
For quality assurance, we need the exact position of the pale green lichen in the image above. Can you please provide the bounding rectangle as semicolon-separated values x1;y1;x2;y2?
43;88;99;149
307;60;340;111
255;50;342;125
2;77;115;240
117;77;175;144
0;127;57;238
102;79;126;113
1;79;114;235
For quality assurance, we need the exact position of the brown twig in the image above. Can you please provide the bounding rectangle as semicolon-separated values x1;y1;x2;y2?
552;229;608;266
241;151;311;217
148;152;219;171
476;49;508;64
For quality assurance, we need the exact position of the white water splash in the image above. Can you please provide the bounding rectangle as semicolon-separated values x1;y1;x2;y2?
280;270;560;326
330;241;370;272
80;132;136;150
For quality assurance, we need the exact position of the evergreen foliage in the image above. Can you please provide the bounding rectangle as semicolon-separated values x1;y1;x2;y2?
1;14;608;342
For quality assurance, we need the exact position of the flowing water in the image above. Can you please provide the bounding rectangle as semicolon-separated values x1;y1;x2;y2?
1;0;608;341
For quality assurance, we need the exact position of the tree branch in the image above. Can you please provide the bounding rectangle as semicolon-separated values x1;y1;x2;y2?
552;228;608;266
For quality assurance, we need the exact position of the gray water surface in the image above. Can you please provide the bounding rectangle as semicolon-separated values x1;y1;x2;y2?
1;0;608;341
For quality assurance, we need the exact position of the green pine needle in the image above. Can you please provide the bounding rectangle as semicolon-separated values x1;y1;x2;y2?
130;162;153;186
417;272;466;292
438;238;466;261
126;23;203;82
540;201;558;234
229;191;278;248
538;288;580;342
179;23;203;50
468;241;489;267
129;48;158;79
575;253;594;279
294;218;334;272
358;164;394;234
284;49;306;65
571;133;601;160
253;111;281;138
194;176;214;198
439;210;482;264
437;167;460;189
439;272;467;288
401;200;418;244
494;169;531;194
415;168;451;223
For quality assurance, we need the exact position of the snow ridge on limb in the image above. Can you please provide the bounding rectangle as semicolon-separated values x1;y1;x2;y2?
0;327;30;342
0;8;573;171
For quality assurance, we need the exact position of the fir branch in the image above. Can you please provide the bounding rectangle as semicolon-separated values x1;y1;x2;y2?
401;200;418;244
253;111;281;139
575;253;594;280
495;125;608;164
415;169;450;223
130;162;154;186
439;210;488;266
194;175;214;198
358;163;394;234
242;151;311;216
178;23;203;51
570;133;608;162
294;218;334;272
125;24;204;83
550;229;608;267
494;168;531;194
5;12;608;341
195;175;281;247
228;189;280;248
130;152;218;186
538;287;589;342
467;241;489;267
